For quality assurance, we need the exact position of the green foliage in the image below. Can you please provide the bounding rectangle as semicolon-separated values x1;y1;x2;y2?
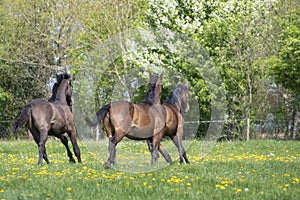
1;0;300;139
271;8;300;96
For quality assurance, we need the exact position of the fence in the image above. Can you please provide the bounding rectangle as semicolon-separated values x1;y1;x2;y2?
1;118;297;140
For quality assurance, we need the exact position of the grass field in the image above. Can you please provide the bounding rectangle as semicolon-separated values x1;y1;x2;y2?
0;139;299;199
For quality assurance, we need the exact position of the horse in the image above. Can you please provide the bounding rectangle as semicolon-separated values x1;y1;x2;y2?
147;82;190;164
48;73;76;162
85;73;165;169
12;75;81;165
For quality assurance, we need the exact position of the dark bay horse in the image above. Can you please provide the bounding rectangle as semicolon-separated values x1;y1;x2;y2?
12;75;81;165
147;82;190;164
85;73;165;168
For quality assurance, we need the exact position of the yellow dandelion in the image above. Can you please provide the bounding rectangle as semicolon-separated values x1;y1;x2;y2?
0;189;4;193
292;177;299;183
66;187;72;191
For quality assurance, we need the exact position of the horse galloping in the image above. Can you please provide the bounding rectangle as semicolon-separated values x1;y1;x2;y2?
12;75;81;165
85;73;165;169
147;82;190;164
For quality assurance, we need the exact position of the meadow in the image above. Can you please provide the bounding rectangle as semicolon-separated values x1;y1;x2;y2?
0;139;299;200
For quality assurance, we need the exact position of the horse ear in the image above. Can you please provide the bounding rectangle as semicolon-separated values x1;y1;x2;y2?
184;82;189;88
69;75;74;81
159;72;163;82
157;72;163;84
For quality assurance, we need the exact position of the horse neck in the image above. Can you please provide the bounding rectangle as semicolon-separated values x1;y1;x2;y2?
166;89;182;111
54;82;68;105
48;83;58;102
143;84;160;105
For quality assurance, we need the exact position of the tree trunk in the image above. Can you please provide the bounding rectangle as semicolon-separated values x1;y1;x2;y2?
246;109;250;141
292;110;299;139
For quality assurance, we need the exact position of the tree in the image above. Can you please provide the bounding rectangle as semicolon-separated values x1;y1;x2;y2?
269;2;300;138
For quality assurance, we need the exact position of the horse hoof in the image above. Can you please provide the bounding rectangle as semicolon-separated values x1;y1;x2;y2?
69;158;76;163
103;162;111;169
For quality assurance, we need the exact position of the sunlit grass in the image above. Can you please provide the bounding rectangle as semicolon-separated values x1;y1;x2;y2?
0;139;299;199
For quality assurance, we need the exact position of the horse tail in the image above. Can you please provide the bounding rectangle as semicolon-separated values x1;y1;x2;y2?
12;104;32;133
85;103;111;127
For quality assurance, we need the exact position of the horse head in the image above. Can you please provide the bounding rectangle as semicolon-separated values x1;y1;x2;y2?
181;82;189;113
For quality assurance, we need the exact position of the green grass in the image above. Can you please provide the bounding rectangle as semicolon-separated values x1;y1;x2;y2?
0;139;299;199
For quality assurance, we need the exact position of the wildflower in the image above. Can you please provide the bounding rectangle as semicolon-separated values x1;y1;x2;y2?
292;177;299;183
244;188;249;192
66;187;72;191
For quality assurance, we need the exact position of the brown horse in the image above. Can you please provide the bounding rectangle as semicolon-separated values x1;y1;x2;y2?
85;73;165;168
12;75;81;165
147;82;190;164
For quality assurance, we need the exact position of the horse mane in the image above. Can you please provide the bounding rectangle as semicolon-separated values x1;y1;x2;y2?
165;84;186;106
142;74;160;105
49;73;71;102
54;78;71;104
142;82;156;105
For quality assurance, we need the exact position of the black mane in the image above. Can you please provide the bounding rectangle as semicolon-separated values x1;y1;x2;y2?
142;75;159;105
142;82;157;105
48;73;71;102
165;84;186;106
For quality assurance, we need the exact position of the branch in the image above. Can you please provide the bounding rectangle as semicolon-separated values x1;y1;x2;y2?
0;58;64;71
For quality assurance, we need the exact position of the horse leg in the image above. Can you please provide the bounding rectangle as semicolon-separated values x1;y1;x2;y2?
172;134;189;164
150;131;165;164
68;128;81;163
148;139;172;164
158;144;173;164
38;130;49;165
60;134;76;163
104;132;124;169
31;127;49;165
146;139;153;152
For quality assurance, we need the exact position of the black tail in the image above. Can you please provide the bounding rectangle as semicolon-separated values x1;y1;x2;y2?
85;103;111;127
12;104;31;133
